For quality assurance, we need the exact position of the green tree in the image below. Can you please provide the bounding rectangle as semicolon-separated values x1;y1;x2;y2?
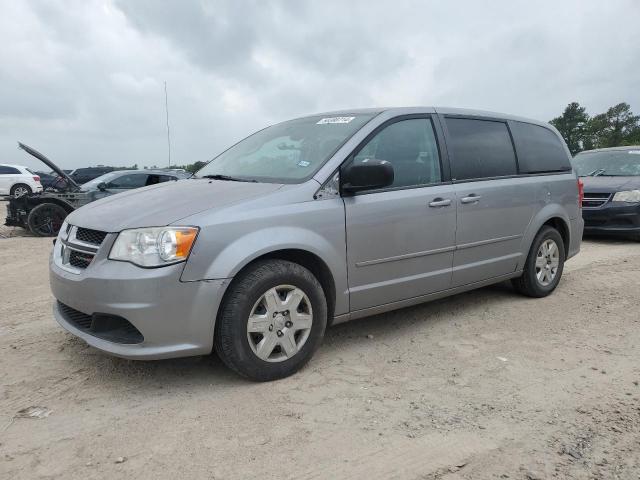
550;102;589;155
585;103;640;149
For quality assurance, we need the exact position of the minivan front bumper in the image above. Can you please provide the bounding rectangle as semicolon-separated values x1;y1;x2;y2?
50;256;228;360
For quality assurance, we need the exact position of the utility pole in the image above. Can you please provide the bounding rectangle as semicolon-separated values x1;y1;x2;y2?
164;81;171;167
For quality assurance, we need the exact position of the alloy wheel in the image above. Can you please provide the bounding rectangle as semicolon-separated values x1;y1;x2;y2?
13;186;29;198
535;239;560;286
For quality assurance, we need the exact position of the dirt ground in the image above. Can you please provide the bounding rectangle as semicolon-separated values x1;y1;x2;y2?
1;200;639;480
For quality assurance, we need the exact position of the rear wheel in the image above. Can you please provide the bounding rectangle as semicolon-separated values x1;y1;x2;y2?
512;226;565;297
214;259;327;381
10;184;31;198
26;203;68;237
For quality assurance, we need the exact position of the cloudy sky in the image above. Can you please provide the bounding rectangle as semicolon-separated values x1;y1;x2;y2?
1;0;639;170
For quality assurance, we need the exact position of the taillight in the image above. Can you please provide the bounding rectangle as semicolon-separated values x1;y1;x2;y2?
33;176;40;182
577;178;584;208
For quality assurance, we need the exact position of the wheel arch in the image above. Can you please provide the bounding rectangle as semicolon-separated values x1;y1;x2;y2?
10;182;32;195
518;205;572;270
542;217;570;257
220;248;337;321
29;197;76;213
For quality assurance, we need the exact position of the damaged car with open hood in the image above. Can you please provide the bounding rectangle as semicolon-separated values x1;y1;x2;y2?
5;143;187;236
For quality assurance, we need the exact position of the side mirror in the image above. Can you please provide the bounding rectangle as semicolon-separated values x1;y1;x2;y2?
341;159;394;194
97;182;107;192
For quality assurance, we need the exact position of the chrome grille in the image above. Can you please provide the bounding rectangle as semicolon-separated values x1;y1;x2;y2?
55;224;108;273
75;227;108;245
68;250;94;269
583;192;611;208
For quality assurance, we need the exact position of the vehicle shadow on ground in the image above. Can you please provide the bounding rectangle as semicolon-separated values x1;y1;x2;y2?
63;281;519;391
582;234;638;245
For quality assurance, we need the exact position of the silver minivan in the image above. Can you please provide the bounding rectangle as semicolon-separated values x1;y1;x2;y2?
50;107;584;381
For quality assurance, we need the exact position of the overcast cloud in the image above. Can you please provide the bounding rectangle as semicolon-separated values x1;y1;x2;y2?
1;0;639;170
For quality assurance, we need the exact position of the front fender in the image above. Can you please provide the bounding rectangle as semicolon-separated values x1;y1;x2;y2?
181;202;349;315
189;226;344;279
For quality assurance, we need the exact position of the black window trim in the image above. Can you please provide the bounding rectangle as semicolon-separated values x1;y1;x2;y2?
339;113;451;197
507;119;573;175
439;113;522;184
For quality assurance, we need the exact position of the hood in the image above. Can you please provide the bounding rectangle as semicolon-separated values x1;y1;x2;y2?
581;176;640;193
18;142;80;191
66;178;284;231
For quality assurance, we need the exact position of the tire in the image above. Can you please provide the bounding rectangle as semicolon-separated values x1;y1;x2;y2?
214;259;327;381
512;226;566;298
27;203;68;237
10;183;31;198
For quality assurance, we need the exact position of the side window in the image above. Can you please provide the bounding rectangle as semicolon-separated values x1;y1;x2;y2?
510;121;571;173
445;118;517;180
0;166;20;174
352;118;441;189
107;174;148;189
145;174;174;186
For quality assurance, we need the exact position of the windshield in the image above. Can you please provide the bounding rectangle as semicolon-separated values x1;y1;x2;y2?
80;171;121;190
573;149;640;176
195;114;376;183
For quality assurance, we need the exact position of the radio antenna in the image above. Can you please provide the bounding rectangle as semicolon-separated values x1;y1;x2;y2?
164;80;171;167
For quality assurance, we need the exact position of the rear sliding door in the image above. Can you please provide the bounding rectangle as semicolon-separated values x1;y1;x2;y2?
442;116;536;287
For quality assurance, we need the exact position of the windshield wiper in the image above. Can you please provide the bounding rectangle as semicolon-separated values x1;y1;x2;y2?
584;168;606;177
198;174;257;183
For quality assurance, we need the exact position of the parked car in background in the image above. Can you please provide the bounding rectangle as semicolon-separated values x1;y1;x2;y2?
0;164;43;197
5;143;187;236
79;169;189;198
70;166;115;184
49;107;583;381
35;170;70;191
573;146;640;241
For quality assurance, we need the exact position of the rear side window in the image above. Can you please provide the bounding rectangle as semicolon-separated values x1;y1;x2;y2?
107;174;148;189
510;121;571;173
445;118;517;181
0;166;21;174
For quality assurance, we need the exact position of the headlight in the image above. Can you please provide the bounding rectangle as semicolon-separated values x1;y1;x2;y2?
612;190;640;203
109;227;198;267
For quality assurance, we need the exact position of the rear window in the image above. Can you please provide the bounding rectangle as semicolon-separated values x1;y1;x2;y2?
511;121;571;173
445;118;517;180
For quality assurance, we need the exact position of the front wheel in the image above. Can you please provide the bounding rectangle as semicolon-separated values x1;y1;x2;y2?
27;203;68;237
214;260;327;381
512;226;565;297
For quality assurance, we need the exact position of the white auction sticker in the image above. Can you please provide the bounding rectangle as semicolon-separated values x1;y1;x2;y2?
316;116;355;124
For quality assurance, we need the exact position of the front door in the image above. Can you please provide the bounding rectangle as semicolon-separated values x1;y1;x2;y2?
344;116;457;312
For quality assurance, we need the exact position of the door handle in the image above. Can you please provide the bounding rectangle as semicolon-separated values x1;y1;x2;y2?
460;194;481;204
428;198;452;208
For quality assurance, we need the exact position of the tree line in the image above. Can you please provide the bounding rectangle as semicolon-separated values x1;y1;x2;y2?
550;102;640;155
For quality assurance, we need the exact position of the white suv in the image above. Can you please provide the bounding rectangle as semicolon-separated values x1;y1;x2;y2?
0;164;43;197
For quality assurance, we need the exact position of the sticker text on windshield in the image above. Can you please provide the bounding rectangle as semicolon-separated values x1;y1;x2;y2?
316;117;355;125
